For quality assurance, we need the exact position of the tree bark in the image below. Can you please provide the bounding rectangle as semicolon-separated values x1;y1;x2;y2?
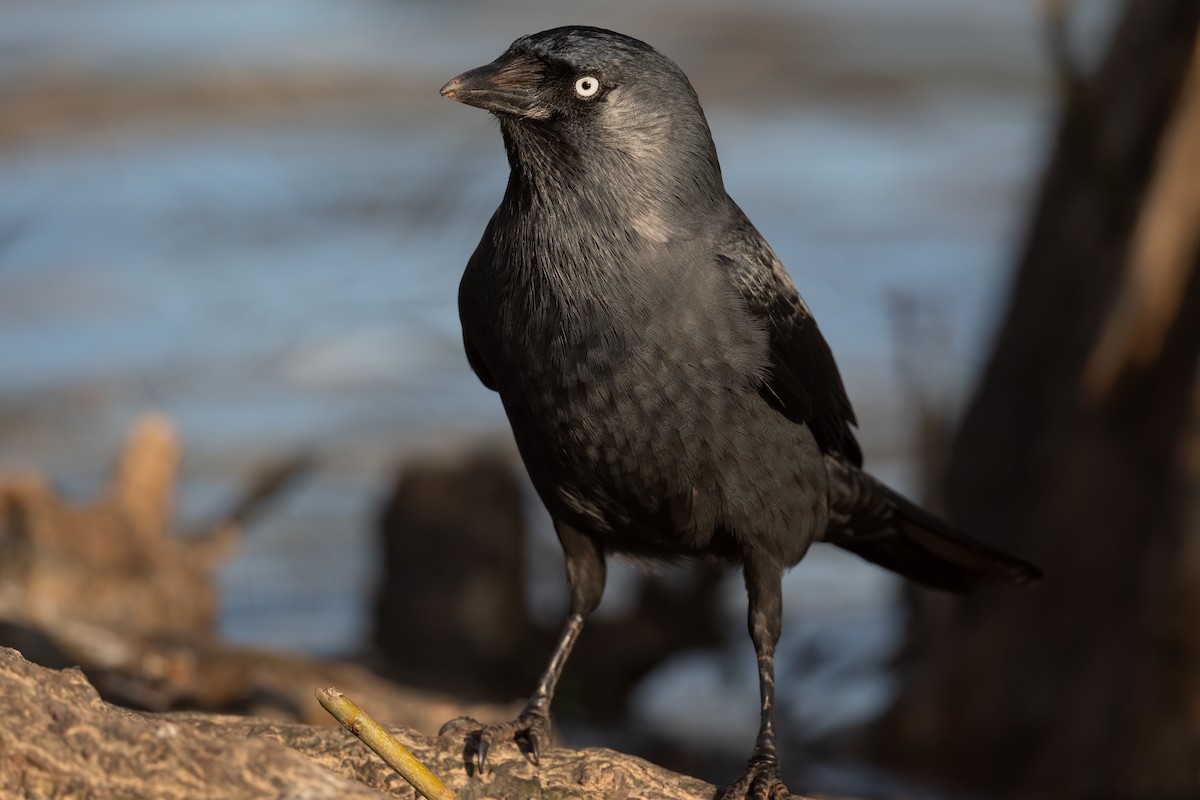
0;646;757;800
870;1;1200;797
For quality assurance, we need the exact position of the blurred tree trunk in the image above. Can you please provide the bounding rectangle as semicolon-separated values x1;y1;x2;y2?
870;1;1200;798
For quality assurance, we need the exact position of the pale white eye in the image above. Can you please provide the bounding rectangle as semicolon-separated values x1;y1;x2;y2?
574;76;600;98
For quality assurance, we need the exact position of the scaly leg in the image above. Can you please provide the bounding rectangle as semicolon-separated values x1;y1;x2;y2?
722;552;796;800
440;521;605;773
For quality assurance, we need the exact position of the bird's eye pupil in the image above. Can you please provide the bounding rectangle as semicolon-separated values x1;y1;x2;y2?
574;76;600;98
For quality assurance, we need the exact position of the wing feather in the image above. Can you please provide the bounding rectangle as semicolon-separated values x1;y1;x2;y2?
719;210;862;465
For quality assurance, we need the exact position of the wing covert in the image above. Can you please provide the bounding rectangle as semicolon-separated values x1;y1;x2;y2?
719;220;862;466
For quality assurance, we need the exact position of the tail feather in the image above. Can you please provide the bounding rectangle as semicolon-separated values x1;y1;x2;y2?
823;457;1042;593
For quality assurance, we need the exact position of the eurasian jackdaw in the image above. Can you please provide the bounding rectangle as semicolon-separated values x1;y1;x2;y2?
439;26;1039;799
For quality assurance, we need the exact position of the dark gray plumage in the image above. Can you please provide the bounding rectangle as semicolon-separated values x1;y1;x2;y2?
439;26;1040;799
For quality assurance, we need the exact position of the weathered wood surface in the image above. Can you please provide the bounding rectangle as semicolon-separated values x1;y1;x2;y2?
0;647;745;800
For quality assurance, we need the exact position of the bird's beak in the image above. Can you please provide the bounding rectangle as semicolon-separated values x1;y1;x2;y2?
440;56;549;119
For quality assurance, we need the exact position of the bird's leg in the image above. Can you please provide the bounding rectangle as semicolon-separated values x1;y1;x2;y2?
440;521;605;774
722;553;796;800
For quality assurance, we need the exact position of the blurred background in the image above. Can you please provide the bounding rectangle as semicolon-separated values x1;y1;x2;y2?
3;1;1198;798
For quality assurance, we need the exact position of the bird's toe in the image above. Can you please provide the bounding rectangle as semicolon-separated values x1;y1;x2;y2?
437;715;479;738
721;755;797;800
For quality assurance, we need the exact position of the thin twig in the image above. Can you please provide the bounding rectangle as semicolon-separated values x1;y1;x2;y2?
316;687;458;800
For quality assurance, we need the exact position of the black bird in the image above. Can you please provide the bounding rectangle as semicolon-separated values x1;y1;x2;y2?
439;26;1040;799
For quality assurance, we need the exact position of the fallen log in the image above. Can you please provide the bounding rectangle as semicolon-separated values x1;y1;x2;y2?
0;646;760;800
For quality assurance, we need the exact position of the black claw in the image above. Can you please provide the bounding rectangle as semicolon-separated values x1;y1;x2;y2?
476;736;491;774
520;709;551;767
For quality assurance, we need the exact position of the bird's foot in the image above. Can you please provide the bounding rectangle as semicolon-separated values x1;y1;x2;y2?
438;706;552;775
720;754;797;800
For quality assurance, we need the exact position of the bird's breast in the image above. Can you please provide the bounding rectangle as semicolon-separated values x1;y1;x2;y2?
470;245;772;547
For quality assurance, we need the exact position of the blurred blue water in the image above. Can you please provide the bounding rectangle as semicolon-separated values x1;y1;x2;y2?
0;0;1058;777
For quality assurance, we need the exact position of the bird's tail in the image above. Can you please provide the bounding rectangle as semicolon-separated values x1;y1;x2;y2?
822;456;1041;593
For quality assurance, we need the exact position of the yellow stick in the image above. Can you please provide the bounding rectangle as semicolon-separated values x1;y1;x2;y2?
316;687;458;800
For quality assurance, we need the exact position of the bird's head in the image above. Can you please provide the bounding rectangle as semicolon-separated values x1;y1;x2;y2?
441;27;726;232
